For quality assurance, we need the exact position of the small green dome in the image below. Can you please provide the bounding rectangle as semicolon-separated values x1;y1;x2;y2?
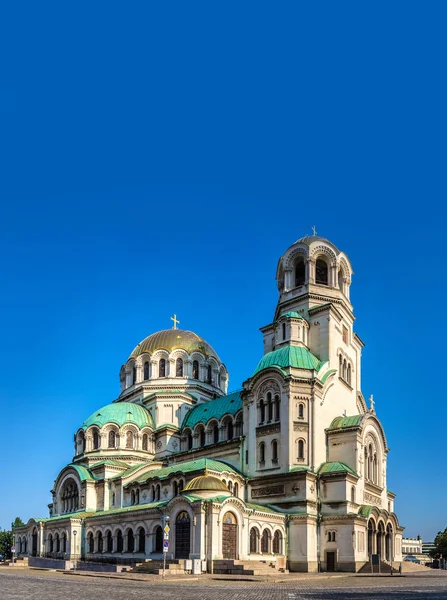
81;402;153;430
183;475;229;493
253;346;323;376
279;311;306;320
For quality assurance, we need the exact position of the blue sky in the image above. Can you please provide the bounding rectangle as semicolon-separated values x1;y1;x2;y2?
0;2;446;540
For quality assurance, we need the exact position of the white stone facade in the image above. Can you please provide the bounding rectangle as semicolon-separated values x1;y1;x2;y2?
15;234;403;572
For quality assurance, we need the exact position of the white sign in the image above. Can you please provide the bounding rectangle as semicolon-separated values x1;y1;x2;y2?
163;540;169;553
11;546;16;553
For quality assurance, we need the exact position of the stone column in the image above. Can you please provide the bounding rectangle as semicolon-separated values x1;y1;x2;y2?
308;258;315;284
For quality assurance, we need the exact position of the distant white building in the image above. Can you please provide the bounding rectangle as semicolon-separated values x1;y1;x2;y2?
15;233;403;572
402;537;423;555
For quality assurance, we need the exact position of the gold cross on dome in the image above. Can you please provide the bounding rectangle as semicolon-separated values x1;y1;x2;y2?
312;225;317;236
170;314;180;330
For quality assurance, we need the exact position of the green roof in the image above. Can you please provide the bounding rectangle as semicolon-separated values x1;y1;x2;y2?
90;460;130;469
81;402;154;430
110;462;154;480
253;346;323;376
358;505;373;518
66;464;97;481
280;311;306;320
131;458;240;486
328;415;363;430
320;369;337;384
181;390;242;429
246;503;284;515
318;461;358;477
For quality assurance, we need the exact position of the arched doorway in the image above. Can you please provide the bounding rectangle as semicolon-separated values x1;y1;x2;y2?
367;520;374;556
154;526;163;553
32;528;38;557
385;524;393;561
175;511;191;559
377;522;385;558
222;511;238;559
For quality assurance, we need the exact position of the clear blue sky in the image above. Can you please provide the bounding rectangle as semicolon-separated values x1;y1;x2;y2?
0;2;445;541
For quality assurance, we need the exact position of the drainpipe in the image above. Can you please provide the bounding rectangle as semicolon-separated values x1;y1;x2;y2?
316;477;322;572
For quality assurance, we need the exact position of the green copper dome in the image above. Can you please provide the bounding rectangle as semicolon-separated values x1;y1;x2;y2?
279;311;306;320
253;346;323;376
81;402;153;430
129;329;220;362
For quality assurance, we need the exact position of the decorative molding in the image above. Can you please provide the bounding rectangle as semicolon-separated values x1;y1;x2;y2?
293;423;309;432
256;423;281;437
364;492;382;507
252;485;285;498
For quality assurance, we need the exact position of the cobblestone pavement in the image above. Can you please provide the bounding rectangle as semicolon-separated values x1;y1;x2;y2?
1;569;447;600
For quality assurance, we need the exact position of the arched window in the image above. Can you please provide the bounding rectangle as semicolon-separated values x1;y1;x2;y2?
186;431;193;450
272;439;278;463
107;531;113;552
92;428;100;450
343;360;347;380
117;530;123;552
212;422;219;444
132;366;137;385
159;359;166;377
316;258;328;285
282;322;286;340
234;482;239;497
127;529;134;553
176;358;183;377
259;442;266;464
227;420;233;440
261;529;271;553
154;526;163;552
373;453;378;484
55;533;60;553
143;361;150;380
228;481;233;493
250;527;259;553
347;364;352;385
274;395;280;421
142;433;148;451
298;439;305;460
108;430;116;448
88;532;94;553
174;481;179;496
273;530;282;554
295;258;305;286
48;533;53;553
192;360;199;380
351;486;356;503
298;403;304;419
156;484;161;501
136;489;140;504
126;431;134;449
138;527;145;553
260;400;265;424
207;365;212;383
267;392;273;421
131;490;135;505
97;531;103;553
63;533;67;553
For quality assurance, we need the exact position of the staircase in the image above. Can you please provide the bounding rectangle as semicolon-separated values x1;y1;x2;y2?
358;559;399;574
131;559;188;575
213;559;288;576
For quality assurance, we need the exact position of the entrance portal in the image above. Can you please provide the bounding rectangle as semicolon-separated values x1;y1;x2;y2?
222;512;238;559
326;551;335;572
175;511;191;559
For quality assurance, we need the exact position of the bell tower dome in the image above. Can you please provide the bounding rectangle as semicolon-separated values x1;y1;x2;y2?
275;233;353;319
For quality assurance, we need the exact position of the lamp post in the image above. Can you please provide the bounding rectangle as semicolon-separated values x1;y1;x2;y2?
73;530;77;569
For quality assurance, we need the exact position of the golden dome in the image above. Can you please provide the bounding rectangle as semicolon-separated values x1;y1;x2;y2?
183;475;230;493
129;329;221;362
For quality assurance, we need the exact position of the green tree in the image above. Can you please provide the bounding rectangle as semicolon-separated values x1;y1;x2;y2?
0;529;13;560
430;527;447;559
11;517;25;530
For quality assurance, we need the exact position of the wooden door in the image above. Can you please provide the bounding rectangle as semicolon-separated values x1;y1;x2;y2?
222;512;238;559
175;512;191;559
326;551;335;572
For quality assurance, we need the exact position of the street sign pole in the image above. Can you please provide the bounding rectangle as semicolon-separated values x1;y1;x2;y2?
162;516;170;579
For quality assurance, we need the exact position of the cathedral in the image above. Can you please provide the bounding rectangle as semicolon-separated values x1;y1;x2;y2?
15;234;403;573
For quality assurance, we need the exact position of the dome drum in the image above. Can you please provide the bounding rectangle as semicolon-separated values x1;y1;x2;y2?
120;329;228;394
